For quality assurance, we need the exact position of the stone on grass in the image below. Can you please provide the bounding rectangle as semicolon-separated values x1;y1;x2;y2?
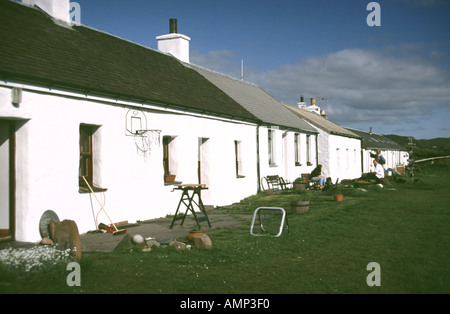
48;219;82;259
192;233;212;250
145;239;160;248
40;237;53;245
132;234;144;244
170;241;187;251
114;234;134;251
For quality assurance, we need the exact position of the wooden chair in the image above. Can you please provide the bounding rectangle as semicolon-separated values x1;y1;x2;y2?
261;175;292;192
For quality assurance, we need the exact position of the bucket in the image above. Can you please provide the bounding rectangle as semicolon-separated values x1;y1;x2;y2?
290;200;309;214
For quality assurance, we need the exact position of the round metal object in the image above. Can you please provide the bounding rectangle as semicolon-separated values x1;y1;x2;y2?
39;210;60;238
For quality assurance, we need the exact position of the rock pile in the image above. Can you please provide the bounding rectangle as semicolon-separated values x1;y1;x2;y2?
113;232;213;252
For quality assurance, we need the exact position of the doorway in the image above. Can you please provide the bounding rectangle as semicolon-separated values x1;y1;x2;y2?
198;137;210;186
0;120;15;240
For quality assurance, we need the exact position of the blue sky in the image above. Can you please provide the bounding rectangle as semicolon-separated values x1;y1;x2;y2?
73;0;450;139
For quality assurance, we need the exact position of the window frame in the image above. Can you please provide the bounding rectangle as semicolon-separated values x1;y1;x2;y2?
163;135;179;184
306;134;312;166
268;129;277;167
234;140;245;178
294;133;302;166
78;124;105;193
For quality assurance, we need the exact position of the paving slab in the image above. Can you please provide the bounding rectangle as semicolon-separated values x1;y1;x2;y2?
0;211;252;253
80;212;251;252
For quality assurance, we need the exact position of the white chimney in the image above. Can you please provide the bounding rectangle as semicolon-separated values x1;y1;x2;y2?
22;0;71;24
306;98;321;115
156;19;191;63
297;96;307;109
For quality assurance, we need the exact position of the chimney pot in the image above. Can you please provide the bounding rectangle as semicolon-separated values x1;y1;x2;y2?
156;19;191;63
310;98;316;106
170;18;177;33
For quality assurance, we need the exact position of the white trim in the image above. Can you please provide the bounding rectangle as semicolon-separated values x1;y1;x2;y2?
0;81;257;127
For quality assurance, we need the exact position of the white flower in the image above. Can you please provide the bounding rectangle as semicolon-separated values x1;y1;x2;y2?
0;245;72;272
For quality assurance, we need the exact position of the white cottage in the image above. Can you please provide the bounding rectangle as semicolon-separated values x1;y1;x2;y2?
188;66;319;189
345;128;409;174
283;99;362;182
154;18;320;189
0;0;262;242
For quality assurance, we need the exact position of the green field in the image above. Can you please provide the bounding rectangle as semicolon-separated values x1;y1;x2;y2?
1;161;449;294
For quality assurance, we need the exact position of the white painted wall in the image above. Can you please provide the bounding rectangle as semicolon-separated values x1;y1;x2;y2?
0;85;258;242
361;149;409;173
258;126;317;185
0;122;10;230
328;134;362;182
314;125;362;182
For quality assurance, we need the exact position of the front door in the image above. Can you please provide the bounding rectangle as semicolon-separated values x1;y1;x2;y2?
0;120;15;240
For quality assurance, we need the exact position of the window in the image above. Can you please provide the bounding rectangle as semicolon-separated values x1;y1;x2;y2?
336;148;341;171
306;135;312;166
294;133;301;166
235;140;245;178
346;148;350;171
163;136;178;183
268;129;276;166
163;136;171;177
79;124;103;192
163;136;172;182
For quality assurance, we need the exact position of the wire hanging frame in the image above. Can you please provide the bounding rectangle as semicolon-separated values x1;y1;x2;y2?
133;129;161;156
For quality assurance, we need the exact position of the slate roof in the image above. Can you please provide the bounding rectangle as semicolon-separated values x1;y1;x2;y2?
345;128;407;150
190;65;317;133
282;103;360;139
0;0;257;122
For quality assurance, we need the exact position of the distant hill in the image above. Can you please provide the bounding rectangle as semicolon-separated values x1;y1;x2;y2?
385;134;450;159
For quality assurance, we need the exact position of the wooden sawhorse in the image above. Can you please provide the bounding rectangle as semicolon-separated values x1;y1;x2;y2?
170;184;211;229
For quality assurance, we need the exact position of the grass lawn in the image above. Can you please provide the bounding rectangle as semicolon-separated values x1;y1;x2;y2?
1;161;450;294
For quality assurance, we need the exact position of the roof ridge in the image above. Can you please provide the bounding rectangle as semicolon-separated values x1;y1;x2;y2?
186;62;259;87
282;103;360;138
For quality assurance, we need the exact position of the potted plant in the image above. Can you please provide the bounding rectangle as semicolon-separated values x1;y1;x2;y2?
293;177;308;191
290;191;310;214
331;183;344;201
187;225;206;241
164;172;176;183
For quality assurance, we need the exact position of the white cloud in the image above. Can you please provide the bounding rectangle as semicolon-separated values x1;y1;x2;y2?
191;47;450;138
246;48;450;125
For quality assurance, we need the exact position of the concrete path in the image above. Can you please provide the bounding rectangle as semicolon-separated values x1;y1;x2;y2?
80;212;251;252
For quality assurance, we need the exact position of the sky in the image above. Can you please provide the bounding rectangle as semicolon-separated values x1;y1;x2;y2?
72;0;450;139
